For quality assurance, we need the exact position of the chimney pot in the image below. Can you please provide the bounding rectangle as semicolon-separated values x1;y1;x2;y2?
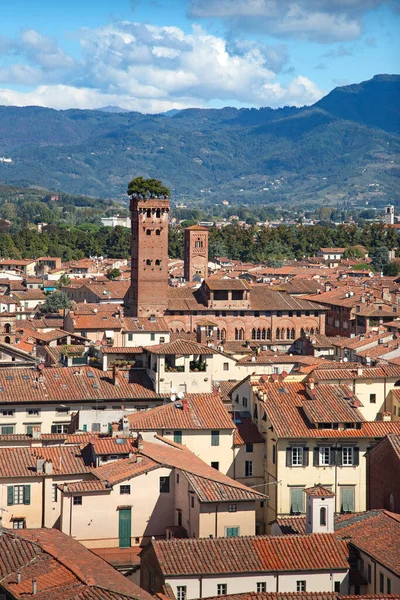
32;579;37;595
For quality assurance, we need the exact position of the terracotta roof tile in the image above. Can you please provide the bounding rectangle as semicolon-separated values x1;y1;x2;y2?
150;533;349;575
234;417;264;445
304;484;335;497
0;445;89;477
146;338;218;355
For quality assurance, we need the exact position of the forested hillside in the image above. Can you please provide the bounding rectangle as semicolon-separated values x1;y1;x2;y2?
0;75;399;204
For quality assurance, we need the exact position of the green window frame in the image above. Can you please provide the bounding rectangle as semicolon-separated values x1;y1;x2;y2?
226;527;239;537
174;430;182;444
290;487;304;514
7;485;30;506
341;487;355;512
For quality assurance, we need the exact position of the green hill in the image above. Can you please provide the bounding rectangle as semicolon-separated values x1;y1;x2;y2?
0;75;399;205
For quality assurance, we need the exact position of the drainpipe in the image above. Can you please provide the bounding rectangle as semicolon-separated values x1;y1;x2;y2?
384;378;387;412
41;476;45;528
199;575;203;599
334;441;339;513
214;503;219;538
69;495;73;536
276;572;279;592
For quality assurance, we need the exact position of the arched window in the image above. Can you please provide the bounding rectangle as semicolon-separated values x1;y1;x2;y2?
4;336;10;344
310;327;315;335
4;323;11;334
320;507;327;526
316;327;319;334
156;229;161;236
261;328;266;340
156;208;161;218
276;328;280;340
395;380;400;387
300;328;305;336
281;328;285;340
291;328;295;340
267;328;271;340
287;328;291;340
155;259;161;266
252;328;256;340
146;229;151;236
235;328;244;341
256;328;261;340
146;259;152;265
146;208;151;218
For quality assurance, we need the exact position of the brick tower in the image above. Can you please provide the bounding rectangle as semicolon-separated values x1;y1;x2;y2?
184;225;209;282
124;197;170;318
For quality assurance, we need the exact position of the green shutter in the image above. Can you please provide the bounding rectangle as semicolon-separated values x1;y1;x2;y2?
118;509;131;548
51;425;57;433
24;485;31;505
341;488;354;512
174;431;182;444
7;486;14;506
291;488;304;514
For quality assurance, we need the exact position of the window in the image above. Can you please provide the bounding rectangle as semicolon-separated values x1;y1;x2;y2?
211;461;219;470
191;496;194;508
342;447;354;465
27;409;40;416
379;573;384;593
211;430;220;446
290;487;304;514
367;564;371;583
341;487;355;512
1;425;14;434
51;424;69;434
8;485;30;506
146;229;151;235
242;397;248;407
320;506;326;526
257;583;266;593
128;333;133;341
228;504;237;512
176;473;180;484
223;362;229;371
246;443;253;453
296;581;306;592
52;484;58;502
291;447;304;466
217;584;227;595
120;485;131;495
334;582;341;593
12;519;25;529
150;333;155;341
159;476;170;493
319;447;331;466
177;510;182;526
370;393;376;403
245;461;253;477
1;409;14;416
73;496;82;505
177;586;187;600
387;578;391;594
272;445;276;465
56;407;69;414
174;431;182;444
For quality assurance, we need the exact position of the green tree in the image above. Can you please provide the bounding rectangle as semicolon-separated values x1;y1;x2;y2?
107;268;121;280
343;246;365;260
56;273;71;289
127;177;170;198
40;291;71;313
372;246;389;272
383;261;400;277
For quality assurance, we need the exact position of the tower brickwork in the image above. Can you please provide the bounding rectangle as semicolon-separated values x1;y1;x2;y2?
184;225;209;282
124;197;170;318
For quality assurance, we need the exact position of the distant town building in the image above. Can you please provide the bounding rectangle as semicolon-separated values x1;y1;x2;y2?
101;215;131;228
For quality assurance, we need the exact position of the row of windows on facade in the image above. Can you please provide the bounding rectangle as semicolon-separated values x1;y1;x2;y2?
176;580;329;600
144;259;162;266
145;229;162;236
360;559;392;594
290;486;356;514
169;310;320;318
287;445;360;467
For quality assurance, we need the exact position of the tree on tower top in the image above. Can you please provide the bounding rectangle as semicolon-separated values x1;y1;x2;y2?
127;177;171;199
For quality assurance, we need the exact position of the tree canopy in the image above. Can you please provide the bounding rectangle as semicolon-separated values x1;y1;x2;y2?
40;291;72;313
127;177;170;199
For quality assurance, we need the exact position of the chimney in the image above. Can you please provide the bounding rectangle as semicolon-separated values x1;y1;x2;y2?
36;457;45;474
308;378;315;391
32;579;37;595
182;399;189;412
44;460;53;475
112;364;119;386
357;366;363;376
382;412;392;422
137;433;144;451
137;455;143;463
17;572;21;584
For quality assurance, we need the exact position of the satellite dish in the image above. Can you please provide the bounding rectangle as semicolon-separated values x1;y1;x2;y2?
343;357;348;362
177;391;184;399
170;394;176;402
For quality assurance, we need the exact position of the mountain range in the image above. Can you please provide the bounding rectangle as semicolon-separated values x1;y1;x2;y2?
0;74;399;205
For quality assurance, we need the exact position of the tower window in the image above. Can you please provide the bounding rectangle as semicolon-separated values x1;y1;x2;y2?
156;229;161;235
146;229;151;236
155;259;161;266
320;506;326;526
146;209;151;218
146;259;152;266
156;208;161;218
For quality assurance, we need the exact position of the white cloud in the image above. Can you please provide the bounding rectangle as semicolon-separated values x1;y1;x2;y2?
0;22;324;111
188;0;389;42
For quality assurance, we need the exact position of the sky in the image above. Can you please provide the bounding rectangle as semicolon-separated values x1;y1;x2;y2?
0;0;399;113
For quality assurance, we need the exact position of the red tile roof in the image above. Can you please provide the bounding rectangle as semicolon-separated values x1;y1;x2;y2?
122;317;169;332
304;484;335;497
72;315;122;330
0;366;160;404
234;417;264;445
0;445;89;477
312;364;400;381
126;393;234;430
150;533;349;575
146;338;218;355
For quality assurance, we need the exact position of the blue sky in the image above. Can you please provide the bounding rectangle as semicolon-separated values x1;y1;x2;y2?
0;0;398;112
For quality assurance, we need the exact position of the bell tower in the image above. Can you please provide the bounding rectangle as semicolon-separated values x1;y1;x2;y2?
124;196;170;318
184;225;209;282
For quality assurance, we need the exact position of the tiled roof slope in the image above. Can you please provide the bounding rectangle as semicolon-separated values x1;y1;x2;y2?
312;364;400;381
197;594;399;600
0;445;89;477
150;533;349;575
89;456;160;486
234;417;264;445
0;366;160;404
301;385;364;424
146;339;218;355
387;433;400;459
126;393;234;430
0;528;152;600
334;510;400;576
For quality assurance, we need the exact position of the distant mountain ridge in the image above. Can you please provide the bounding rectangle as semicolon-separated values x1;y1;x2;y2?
0;74;398;203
